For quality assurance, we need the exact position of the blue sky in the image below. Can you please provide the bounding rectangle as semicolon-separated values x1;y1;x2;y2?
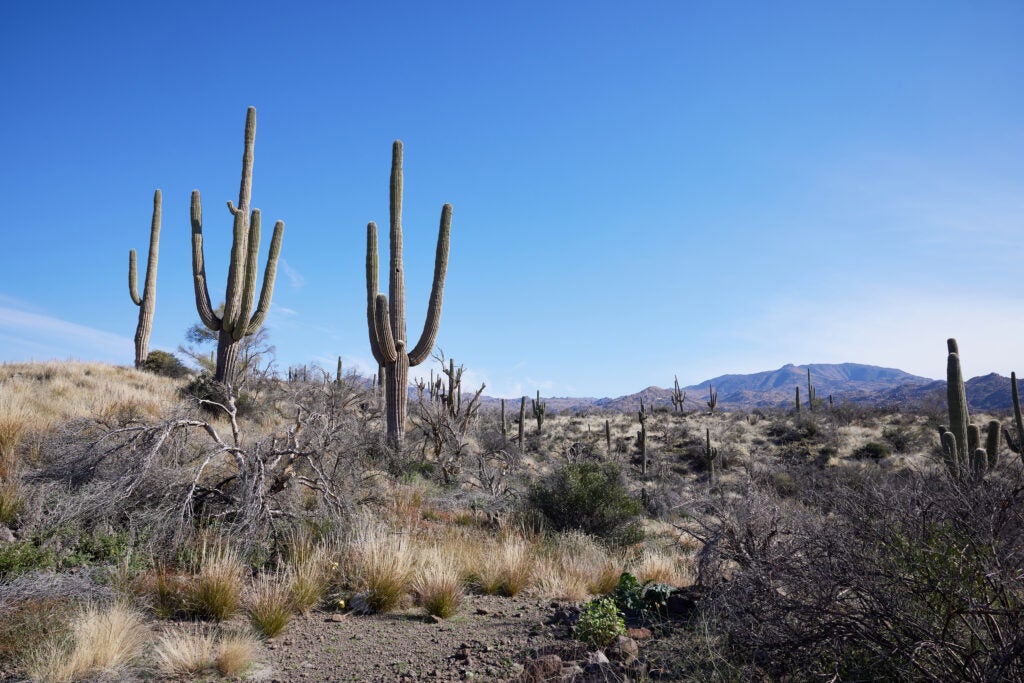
1;1;1022;397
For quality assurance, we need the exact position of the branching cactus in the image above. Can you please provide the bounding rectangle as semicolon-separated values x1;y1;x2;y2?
128;189;162;369
671;375;685;414
532;390;547;435
938;338;997;479
366;141;452;450
190;107;284;388
707;385;718;415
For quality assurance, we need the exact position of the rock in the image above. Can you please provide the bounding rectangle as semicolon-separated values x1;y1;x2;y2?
666;586;704;618
626;627;651;640
329;613;345;622
521;654;562;682
560;663;584;680
606;635;639;663
0;526;14;543
424;613;442;624
585;651;609;666
475;607;490;615
582;660;626;681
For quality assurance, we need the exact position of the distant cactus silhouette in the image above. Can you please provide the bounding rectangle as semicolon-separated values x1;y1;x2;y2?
190;107;284;388
366;141;452;450
1005;372;1024;456
128;189;161;369
671;375;685;414
532;390;547;435
939;338;992;479
707;385;718;414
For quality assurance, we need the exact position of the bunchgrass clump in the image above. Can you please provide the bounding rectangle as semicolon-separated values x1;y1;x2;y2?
413;546;463;619
343;520;414;613
475;535;533;597
247;573;293;637
215;631;259;677
188;541;244;621
155;625;217;676
23;602;148;683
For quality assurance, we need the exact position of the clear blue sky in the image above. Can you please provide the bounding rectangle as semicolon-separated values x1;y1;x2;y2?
1;1;1022;397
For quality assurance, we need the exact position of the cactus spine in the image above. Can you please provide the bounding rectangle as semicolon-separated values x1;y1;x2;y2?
366;141;452;450
128;189;162;369
532;390;547;435
190;107;284;388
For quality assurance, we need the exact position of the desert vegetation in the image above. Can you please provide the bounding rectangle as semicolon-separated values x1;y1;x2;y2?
1;108;1022;682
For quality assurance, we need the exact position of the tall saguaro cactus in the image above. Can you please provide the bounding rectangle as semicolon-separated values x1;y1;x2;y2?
366;141;452;449
191;107;284;388
128;189;162;369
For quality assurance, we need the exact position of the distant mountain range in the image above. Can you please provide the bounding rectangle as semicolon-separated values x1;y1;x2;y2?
475;363;1019;414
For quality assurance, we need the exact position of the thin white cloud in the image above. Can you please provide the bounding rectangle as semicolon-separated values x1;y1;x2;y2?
280;259;305;289
0;304;133;363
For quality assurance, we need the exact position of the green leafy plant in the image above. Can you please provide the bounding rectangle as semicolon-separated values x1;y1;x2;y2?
613;571;674;618
527;462;644;544
574;596;626;647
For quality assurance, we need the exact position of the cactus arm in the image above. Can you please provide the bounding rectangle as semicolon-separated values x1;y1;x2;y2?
233;106;256;219
985;420;1000;470
946;339;970;463
190;190;221;331
941;430;959;474
141;189;161;307
365;222;386;365
128;249;141;306
389;140;406;346
246;219;283;335
408;203;452;366
374;294;399;364
235;209;262;340
221;202;251;335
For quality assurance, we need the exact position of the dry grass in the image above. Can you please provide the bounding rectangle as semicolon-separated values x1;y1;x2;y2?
413;546;464;618
0;477;24;524
475;535;534;597
188;541;245;620
286;537;334;614
533;556;590;602
23;602;148;683
0;362;180;432
630;547;693;586
154;625;217;676
215;631;259;676
247;573;293;637
138;564;189;619
342;519;414;613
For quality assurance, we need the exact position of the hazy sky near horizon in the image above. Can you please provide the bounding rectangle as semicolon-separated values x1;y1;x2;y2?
1;2;1022;397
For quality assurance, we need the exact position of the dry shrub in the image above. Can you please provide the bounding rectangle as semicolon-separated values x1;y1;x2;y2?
0;478;24;524
138;564;189;619
413;546;463;618
23;602;147;682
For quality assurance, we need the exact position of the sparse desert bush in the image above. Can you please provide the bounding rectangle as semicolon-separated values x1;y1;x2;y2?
574;596;626;648
852;440;891;460
527;461;644;544
692;467;1024;681
142;349;191;379
0;596;67;668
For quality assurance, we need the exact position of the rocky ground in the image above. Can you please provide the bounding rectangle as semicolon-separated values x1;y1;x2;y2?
233;591;693;682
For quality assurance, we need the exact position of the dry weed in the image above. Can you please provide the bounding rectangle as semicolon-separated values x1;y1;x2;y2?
215;631;259;676
154;625;216;676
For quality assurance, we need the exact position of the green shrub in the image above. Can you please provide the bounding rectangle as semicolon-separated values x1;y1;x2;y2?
0;539;55;578
612;571;674;618
527;462;644;544
574;596;626;647
853;442;891;460
142;350;191;378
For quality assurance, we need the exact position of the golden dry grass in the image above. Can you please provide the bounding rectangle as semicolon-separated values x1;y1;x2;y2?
215;631;259;676
23;602;148;683
188;540;245;620
474;535;534;597
341;518;415;613
413;545;464;618
154;625;217;676
630;547;694;587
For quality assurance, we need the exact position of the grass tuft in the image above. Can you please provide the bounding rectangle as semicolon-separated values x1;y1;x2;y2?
215;631;259;676
188;541;245;620
247;572;293;637
413;546;463;618
154;625;216;676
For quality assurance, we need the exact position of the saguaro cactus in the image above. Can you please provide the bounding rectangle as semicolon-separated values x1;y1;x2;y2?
1004;372;1024;456
366;141;452;449
128;189;162;369
532;390;547;435
638;397;649;474
190;107;284;389
671;375;685;414
707;385;718;414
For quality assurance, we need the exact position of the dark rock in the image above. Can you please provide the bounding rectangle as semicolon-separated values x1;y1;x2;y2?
606;635;638;663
